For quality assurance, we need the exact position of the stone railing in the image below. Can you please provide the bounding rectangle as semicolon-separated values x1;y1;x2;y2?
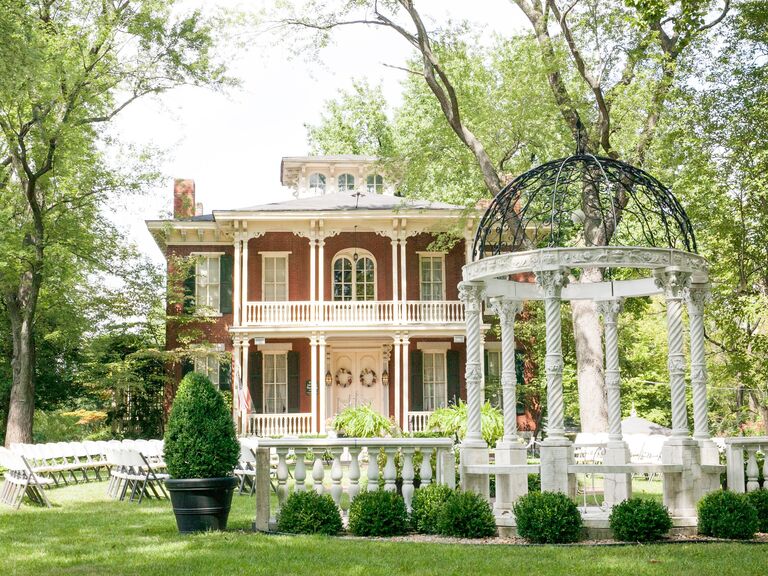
246;413;313;437
406;411;433;433
249;437;455;530
725;436;767;493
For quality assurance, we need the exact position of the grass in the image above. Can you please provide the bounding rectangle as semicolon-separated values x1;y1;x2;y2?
0;481;766;576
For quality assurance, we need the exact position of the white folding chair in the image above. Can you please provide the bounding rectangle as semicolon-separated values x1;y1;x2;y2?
0;449;53;509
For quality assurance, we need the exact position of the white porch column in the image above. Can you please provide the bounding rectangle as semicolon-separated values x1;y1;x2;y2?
241;236;249;315
402;335;410;433
309;235;316;303
232;337;243;432
393;335;401;427
233;234;242;326
318;334;327;434
310;334;318;433
318;238;326;303
458;281;489;497
489;297;526;517
390;234;399;320
535;269;573;495
597;299;632;506
400;235;407;321
241;338;251;434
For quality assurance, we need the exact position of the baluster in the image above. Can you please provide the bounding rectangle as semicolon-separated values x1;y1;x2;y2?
420;447;433;486
366;447;379;492
313;452;325;493
330;448;343;509
762;447;767;490
276;448;289;510
383;448;397;492
746;448;760;492
348;447;361;510
401;448;415;512
294;448;306;492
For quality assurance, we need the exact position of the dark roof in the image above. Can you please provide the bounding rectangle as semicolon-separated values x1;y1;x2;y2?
234;191;462;212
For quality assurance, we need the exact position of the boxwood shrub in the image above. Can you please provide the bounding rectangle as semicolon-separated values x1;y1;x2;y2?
348;490;409;536
609;498;672;542
436;490;497;538
277;490;342;535
410;483;455;534
746;490;768;533
163;372;240;479
698;490;758;539
514;491;582;543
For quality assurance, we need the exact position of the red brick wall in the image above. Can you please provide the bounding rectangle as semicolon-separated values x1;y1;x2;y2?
405;234;466;301
247;232;310;301
322;232;393;300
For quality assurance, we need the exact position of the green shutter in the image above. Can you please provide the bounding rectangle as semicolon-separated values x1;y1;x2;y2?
218;354;231;392
219;254;234;314
287;351;300;413
249;350;263;414
183;264;196;314
410;350;423;411
446;350;460;406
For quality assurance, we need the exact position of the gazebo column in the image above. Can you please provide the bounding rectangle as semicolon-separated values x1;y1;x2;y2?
687;284;720;495
489;297;527;518
458;281;489;498
655;268;699;517
597;299;632;507
535;269;574;495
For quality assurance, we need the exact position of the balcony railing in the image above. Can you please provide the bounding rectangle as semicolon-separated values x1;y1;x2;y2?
246;413;313;437
407;411;433;433
725;436;767;493
242;300;464;327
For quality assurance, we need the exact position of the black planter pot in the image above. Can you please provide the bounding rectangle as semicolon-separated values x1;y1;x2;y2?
166;477;239;533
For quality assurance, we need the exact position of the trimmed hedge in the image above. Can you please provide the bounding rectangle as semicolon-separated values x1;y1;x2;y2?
609;498;672;542
348;490;409;537
514;491;582;543
746;490;768;533
277;490;343;535
698;490;758;539
410;483;454;534
436;491;497;538
163;372;239;479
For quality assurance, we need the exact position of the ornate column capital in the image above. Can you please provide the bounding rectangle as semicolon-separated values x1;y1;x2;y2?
596;298;624;323
489;297;523;325
686;283;711;310
654;268;691;299
534;268;570;299
458;281;485;313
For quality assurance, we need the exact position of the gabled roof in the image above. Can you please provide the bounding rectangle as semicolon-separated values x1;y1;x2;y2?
231;191;462;213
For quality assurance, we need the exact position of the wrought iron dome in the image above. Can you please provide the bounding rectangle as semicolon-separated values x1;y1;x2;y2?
472;154;697;261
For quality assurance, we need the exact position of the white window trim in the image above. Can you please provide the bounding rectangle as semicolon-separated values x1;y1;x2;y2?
193;253;223;316
262;351;289;414
256;343;293;352
338;173;356;191
332;249;378;301
194;343;225;388
260;252;290;302
417;342;452;351
422;351;448;411
417;252;446;301
366;173;384;194
309;172;327;194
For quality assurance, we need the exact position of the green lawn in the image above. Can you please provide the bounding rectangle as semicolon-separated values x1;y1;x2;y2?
0;481;765;576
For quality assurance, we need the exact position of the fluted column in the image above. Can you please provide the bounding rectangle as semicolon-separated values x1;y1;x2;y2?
459;281;486;446
233;235;242;326
309;235;316;303
310;334;318;433
318;334;327;434
390;234;399;317
241;235;249;320
400;235;408;321
402;335;410;432
687;284;710;440
597;299;624;442
318;238;325;303
393;334;401;427
655;269;692;438
489;297;523;443
535;269;569;441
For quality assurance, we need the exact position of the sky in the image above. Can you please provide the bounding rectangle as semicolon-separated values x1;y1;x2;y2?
112;1;528;263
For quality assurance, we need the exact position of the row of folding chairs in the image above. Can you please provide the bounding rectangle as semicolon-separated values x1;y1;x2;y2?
10;441;110;485
0;447;53;509
106;447;169;503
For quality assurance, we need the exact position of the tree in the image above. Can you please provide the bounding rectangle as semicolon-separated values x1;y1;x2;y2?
0;0;228;445
283;0;730;431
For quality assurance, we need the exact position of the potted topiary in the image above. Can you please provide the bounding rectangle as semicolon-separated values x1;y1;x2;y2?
164;372;241;533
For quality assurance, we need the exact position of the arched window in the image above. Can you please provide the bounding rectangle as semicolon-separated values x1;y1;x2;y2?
366;174;384;194
333;250;376;301
338;173;355;192
309;173;326;194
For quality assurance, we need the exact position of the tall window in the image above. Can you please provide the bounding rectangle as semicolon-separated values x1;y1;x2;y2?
423;352;447;411
263;353;288;413
309;173;326;194
338;173;355;191
419;255;444;301
333;253;375;301
366;174;384;194
196;255;220;312
262;255;288;301
194;344;225;388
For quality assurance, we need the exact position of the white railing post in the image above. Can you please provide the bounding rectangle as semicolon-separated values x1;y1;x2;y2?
366;446;379;492
402;448;415;512
275;448;289;511
312;453;325;494
383;448;397;492
294;448;307;492
348;447;361;508
330;448;343;509
419;448;433;486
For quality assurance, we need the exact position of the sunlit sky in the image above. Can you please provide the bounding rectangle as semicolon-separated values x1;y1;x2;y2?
111;1;527;263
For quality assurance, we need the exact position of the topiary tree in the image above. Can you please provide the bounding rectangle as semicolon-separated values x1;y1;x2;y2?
609;498;672;542
410;483;455;534
277;491;343;535
514;491;583;543
698;490;758;539
163;372;240;479
348;490;409;536
436;490;497;538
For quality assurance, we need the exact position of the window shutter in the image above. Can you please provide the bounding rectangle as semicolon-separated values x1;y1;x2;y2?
219;254;234;314
183;264;196;314
287;351;300;413
410;350;423;412
218;354;231;392
446;350;460;406
249;350;263;414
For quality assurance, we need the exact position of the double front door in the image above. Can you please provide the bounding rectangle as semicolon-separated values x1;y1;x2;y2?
329;348;384;417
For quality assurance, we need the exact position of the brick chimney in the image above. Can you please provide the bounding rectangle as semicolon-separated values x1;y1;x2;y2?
173;179;195;219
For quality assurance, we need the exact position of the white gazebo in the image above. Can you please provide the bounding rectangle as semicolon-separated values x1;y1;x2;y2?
458;154;722;527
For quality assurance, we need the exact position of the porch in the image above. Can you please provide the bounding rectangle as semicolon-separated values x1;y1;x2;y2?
243;410;436;437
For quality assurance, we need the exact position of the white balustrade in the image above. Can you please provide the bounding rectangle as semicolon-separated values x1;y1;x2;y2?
407;411;433;433
725;437;768;493
247;413;313;437
252;438;455;526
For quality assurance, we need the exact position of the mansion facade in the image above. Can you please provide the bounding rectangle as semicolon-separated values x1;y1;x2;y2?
148;155;515;436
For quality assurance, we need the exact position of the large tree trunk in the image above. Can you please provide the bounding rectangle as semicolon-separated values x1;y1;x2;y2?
4;310;36;446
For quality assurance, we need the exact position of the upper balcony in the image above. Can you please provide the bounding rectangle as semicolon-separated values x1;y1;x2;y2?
242;300;464;329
